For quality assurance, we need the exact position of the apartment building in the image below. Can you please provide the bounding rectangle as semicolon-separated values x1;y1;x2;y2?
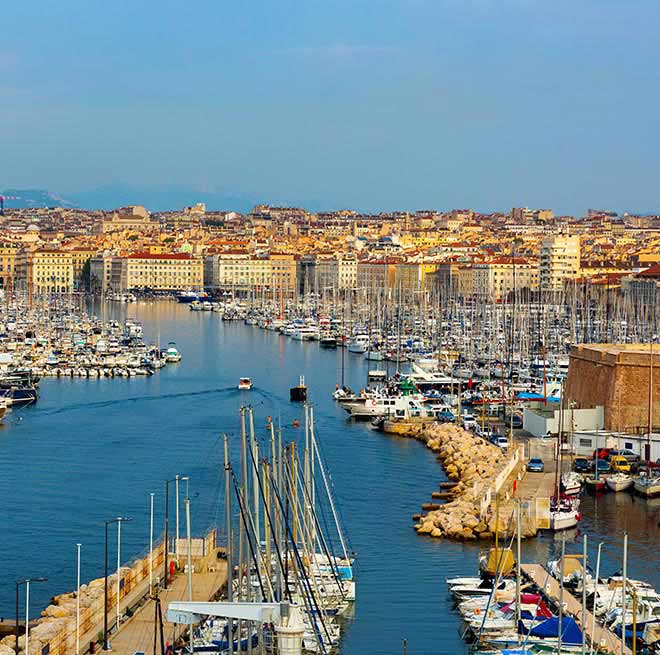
123;252;203;291
204;253;297;291
539;234;581;291
471;257;538;300
0;241;19;289
66;246;98;287
15;249;75;294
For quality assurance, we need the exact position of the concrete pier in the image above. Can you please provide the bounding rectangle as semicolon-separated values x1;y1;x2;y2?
106;560;227;654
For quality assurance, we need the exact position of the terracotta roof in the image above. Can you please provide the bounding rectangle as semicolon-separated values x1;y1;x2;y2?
638;263;660;278
127;252;195;260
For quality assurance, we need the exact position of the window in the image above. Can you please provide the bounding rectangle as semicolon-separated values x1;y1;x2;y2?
579;438;592;447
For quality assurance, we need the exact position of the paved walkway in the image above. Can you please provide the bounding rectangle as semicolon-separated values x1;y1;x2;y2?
74;556;227;655
522;563;630;655
108;562;227;654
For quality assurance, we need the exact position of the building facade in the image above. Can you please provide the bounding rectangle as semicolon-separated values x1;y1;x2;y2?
539;234;581;290
0;241;19;290
15;249;75;294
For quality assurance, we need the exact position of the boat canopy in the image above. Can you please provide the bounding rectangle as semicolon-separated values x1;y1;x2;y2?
519;616;583;645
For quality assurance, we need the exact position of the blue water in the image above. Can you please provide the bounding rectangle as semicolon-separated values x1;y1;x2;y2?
1;302;658;653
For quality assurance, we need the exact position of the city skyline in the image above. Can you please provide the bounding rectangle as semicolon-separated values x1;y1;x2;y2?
2;1;660;215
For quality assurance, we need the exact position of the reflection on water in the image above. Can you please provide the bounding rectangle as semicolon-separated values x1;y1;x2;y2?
1;301;658;655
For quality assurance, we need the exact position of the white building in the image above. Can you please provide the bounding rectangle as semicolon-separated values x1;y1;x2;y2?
539;234;581;291
570;430;660;461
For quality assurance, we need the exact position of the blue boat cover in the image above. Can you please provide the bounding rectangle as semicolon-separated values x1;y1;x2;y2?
515;392;560;402
519;617;583;645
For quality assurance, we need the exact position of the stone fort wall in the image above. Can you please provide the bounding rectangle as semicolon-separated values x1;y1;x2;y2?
566;344;659;433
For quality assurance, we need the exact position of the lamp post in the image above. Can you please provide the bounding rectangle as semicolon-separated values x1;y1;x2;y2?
104;517;131;651
175;475;190;566
15;577;48;655
149;493;155;593
76;544;82;655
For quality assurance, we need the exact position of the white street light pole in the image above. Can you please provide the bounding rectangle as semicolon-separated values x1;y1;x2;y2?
76;544;82;655
25;581;30;655
116;519;122;630
149;493;155;592
175;475;180;565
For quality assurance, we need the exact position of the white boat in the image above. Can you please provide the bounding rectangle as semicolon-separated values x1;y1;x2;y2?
365;350;384;361
165;342;182;362
634;476;660;498
549;508;579;531
238;377;253;390
291;326;318;341
561;471;583;495
347;334;369;353
605;473;633;492
344;394;426;419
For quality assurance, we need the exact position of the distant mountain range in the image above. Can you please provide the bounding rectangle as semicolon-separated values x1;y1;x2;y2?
1;186;258;213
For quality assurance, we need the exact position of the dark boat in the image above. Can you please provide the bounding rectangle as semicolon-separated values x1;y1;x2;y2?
0;372;39;406
320;336;337;348
290;375;307;402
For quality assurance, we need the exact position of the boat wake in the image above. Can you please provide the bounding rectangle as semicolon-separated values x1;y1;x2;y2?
31;386;239;416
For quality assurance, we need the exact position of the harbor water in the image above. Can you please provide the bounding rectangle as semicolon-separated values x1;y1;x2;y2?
1;301;659;654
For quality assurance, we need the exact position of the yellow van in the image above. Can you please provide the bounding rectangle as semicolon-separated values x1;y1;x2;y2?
610;455;631;473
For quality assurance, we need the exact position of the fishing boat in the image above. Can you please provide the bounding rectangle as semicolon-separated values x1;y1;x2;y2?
290;375;307;402
238;377;253;390
605;473;634;492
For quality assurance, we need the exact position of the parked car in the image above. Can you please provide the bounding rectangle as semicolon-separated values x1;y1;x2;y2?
592;458;611;474
608;449;640;463
490;434;510;450
593;448;613;461
505;414;523;429
609;455;632;473
462;417;478;431
438;409;456;423
574;457;591;473
527;457;545;472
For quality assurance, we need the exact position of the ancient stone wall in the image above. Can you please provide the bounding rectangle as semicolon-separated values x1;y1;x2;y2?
566;345;660;432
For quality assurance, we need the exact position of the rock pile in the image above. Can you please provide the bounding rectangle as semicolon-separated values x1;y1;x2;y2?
0;576;110;655
404;422;509;540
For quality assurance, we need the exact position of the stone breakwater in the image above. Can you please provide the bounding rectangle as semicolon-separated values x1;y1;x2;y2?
406;423;510;540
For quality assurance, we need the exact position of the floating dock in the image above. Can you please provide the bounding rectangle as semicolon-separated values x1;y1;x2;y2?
522;563;632;655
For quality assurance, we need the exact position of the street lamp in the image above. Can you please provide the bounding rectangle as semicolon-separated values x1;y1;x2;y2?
164;475;187;588
103;517;131;651
16;577;48;655
176;475;190;565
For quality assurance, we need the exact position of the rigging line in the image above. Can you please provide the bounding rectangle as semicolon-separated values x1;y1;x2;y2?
231;470;267;602
244;428;292;604
271;453;331;651
291;453;346;598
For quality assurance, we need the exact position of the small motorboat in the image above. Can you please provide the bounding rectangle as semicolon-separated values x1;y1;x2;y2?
561;471;583;496
605;473;634;492
584;476;606;492
290;375;307;402
238;377;253;390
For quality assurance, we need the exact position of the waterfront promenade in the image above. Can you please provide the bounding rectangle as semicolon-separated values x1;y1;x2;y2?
106;561;227;654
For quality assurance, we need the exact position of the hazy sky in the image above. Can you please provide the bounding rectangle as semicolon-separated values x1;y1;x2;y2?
1;0;658;214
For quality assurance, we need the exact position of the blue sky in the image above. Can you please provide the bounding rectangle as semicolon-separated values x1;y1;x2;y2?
1;0;658;214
